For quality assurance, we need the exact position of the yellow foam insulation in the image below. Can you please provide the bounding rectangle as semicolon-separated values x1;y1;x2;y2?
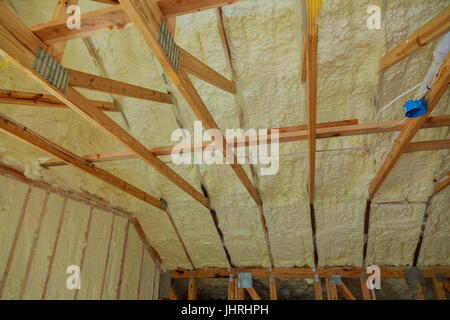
120;226;142;300
0;176;30;280
23;192;65;299
139;250;157;300
101;215;128;299
77;208;113;300
0;0;448;271
3;188;46;299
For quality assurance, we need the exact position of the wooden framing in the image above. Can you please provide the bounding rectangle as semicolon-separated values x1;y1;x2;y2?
325;277;338;300
305;0;320;204
369;53;450;200
131;217;162;266
246;287;261;300
188;276;198;300
216;7;233;73
379;6;450;72
67;68;171;104
337;281;356;300
269;277;278;300
0;89;118;112
120;0;260;206
235;280;245;300
41;118;450;168
228;277;235;300
31;6;133;44
159;0;247;18
171;266;450;279
360;276;372;300
0;7;208;208
137;244;145;299
433;275;447;300
313;278;323;300
179;47;235;94
432;173;450;197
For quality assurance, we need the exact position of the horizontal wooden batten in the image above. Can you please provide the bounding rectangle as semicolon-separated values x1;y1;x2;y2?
31;6;133;44
42;117;450;168
171;266;450;279
67;69;171;104
30;1;249;44
0;89;117;112
158;0;248;18
179;47;235;94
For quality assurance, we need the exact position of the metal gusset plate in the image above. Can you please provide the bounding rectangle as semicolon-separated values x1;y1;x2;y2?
32;47;69;93
238;273;252;289
405;267;425;286
158;19;180;71
329;274;343;286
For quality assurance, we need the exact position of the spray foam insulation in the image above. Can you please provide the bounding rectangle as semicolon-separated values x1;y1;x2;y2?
0;0;448;270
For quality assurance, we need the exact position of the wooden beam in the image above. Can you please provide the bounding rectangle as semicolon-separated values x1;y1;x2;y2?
67;68;171;104
41;119;360;167
433;173;450;197
100;215;115;300
360;276;372;300
0;113;165;210
121;0;260;206
0;11;208;208
179;47;235;93
433;275;447;300
325;277;338;300
269;277;277;300
158;0;247;18
369;53;450;200
171;266;450;279
188;276;198;300
216;7;233;73
228;277;235;300
314;278;323;300
235;280;244;300
417;283;425;300
305;0;320;204
404;139;450;153
246;287;261;300
31;6;133;44
337;281;356;300
50;0;79;63
74;207;94;300
131;217;162;266
379;6;450;72
0;89;118;112
91;0;120;4
169;286;178;300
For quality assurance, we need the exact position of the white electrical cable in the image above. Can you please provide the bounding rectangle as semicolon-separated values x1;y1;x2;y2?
375;82;422;129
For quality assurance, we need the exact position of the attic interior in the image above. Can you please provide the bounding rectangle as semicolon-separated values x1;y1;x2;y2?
0;0;448;301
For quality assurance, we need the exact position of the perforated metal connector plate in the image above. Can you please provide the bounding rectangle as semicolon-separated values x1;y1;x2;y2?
405;267;425;286
329;274;342;286
238;273;252;289
158;271;172;299
158;19;180;71
32;47;69;93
